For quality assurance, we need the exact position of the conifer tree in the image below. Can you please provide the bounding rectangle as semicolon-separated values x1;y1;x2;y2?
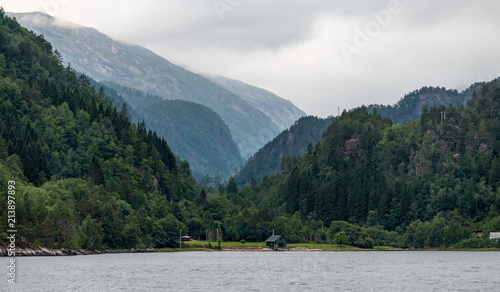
490;156;500;188
226;177;238;194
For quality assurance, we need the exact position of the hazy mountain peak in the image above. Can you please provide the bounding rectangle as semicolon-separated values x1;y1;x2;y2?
11;11;305;166
11;11;93;33
205;74;306;131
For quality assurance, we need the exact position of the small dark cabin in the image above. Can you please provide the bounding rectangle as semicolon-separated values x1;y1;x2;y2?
265;235;287;250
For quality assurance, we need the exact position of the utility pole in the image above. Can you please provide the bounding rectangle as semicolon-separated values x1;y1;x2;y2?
180;229;182;250
440;111;446;123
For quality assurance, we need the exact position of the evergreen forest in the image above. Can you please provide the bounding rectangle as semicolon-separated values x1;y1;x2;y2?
1;10;499;250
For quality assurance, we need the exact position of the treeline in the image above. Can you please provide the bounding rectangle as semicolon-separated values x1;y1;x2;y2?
367;84;480;124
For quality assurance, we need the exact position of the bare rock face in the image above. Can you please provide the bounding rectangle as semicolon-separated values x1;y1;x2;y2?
479;143;492;154
416;166;424;176
344;139;360;157
425;129;436;137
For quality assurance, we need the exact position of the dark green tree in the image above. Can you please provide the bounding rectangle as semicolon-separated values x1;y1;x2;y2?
226;177;238;194
333;231;350;247
490;156;500;188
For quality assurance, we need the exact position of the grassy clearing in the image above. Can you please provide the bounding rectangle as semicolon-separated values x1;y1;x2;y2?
182;241;265;248
182;241;351;249
156;247;208;252
371;246;403;251
288;243;346;249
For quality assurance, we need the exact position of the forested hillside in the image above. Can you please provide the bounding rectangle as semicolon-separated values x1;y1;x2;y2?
0;10;197;249
11;12;305;160
236;116;333;185
95;81;243;179
1;10;499;251
236;81;500;248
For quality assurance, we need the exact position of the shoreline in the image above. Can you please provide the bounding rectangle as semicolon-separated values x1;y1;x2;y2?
1;245;499;256
0;246;156;256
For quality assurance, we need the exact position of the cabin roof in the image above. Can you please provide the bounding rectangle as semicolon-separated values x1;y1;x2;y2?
265;235;283;242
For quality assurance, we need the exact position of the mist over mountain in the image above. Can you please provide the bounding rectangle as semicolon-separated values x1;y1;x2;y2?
89;80;244;179
11;12;305;160
205;75;306;132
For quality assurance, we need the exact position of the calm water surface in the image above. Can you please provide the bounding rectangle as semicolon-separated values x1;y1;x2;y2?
3;251;499;291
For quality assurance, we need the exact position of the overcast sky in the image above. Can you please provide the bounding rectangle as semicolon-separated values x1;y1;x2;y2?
2;0;500;117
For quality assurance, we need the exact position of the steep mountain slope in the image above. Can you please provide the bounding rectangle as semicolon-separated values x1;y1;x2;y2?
11;12;304;159
236;116;333;185
205;75;305;131
88;80;243;178
0;10;197;249
367;84;483;124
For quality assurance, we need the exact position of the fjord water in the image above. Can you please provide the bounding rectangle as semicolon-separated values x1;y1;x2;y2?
5;251;498;291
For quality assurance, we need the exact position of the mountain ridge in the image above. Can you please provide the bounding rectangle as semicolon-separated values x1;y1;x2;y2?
87;79;243;178
236;81;491;185
235;115;333;185
10;11;305;159
367;83;485;124
205;75;306;131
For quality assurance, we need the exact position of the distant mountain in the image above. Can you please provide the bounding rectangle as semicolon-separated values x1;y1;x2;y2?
235;116;333;185
91;81;243;178
367;83;484;124
205;75;306;131
11;12;305;159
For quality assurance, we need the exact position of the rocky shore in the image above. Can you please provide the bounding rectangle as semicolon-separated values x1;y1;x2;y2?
0;246;156;256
